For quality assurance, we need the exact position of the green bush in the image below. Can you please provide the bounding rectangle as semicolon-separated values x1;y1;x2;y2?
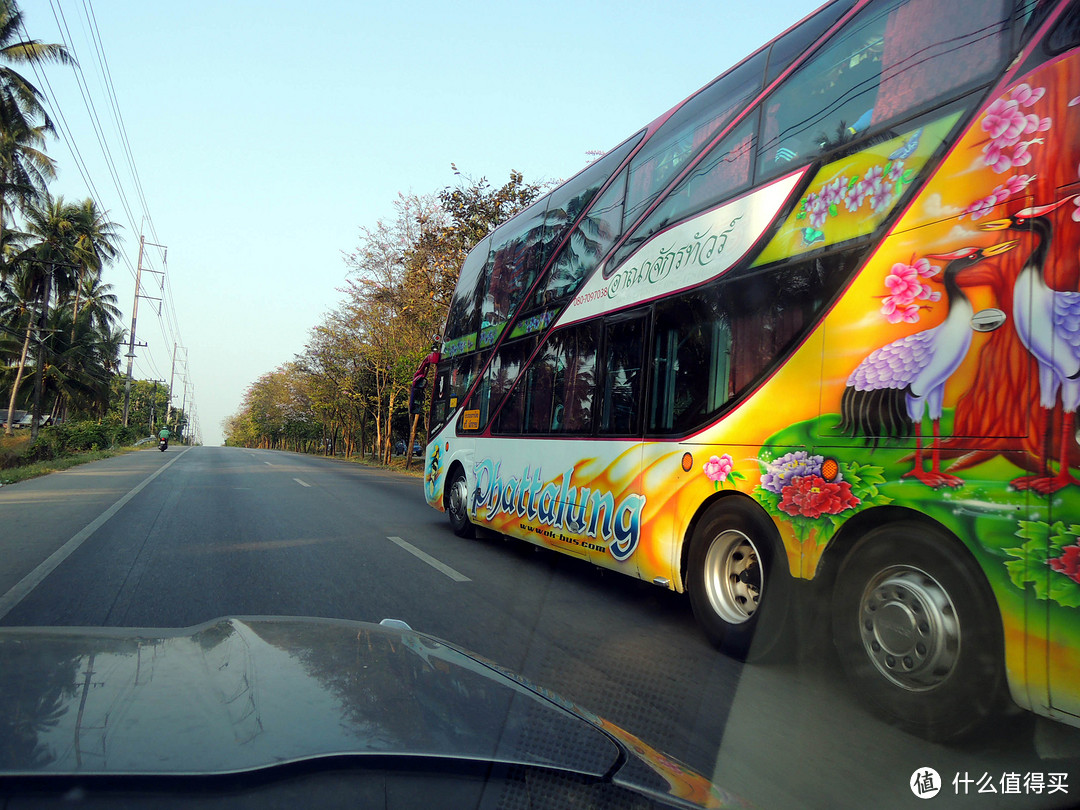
18;419;138;463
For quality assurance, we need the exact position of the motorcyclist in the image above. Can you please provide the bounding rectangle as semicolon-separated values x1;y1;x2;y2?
158;426;171;450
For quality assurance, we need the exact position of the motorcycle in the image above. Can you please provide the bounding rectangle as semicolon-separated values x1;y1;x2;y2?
159;437;168;452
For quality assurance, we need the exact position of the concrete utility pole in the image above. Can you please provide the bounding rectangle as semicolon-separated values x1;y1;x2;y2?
148;379;166;433
121;235;166;426
166;344;187;426
29;261;52;442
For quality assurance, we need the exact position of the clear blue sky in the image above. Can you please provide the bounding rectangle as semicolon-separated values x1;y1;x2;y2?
33;0;825;444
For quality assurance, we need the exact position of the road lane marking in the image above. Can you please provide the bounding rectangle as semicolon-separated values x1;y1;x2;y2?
293;478;311;487
387;536;470;582
0;447;192;621
264;461;273;466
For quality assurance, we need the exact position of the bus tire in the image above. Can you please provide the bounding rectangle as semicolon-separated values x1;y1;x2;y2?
446;467;475;539
831;521;1006;741
687;500;790;662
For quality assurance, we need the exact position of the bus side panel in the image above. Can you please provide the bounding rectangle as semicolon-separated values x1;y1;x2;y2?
467;437;650;575
705;51;1079;722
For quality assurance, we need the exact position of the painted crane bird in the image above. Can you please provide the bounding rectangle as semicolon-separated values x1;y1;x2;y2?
841;241;1017;488
980;200;1080;493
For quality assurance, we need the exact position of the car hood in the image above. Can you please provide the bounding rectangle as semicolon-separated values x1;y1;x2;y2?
0;616;744;808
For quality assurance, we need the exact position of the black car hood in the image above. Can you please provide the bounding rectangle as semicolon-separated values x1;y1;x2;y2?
0;617;743;808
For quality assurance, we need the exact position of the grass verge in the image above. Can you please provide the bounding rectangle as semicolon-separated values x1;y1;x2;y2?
0;445;138;486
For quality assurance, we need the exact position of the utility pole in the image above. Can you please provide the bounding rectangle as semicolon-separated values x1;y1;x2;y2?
29;261;52;442
147;379;166;433
166;344;187;426
121;235;166;426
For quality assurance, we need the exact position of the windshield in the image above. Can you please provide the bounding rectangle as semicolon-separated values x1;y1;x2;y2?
2;1;1080;808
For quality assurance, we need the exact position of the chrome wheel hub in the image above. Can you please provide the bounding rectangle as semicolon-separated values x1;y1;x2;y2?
449;476;468;522
858;566;960;691
703;530;761;625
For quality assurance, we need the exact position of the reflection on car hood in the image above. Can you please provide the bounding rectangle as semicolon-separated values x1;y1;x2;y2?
0;617;744;808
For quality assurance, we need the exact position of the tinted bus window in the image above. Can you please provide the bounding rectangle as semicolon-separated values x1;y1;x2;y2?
600;315;648;436
479;199;548;349
443;237;492;351
764;0;857;85
534;170;628;307
624;50;767;229
612;115;758;270
758;0;1011;179
466;336;537;433
649;252;860;435
537;134;643;283
1048;1;1080;52
520;322;598;434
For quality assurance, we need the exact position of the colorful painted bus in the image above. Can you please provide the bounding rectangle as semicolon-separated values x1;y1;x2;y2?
415;0;1080;741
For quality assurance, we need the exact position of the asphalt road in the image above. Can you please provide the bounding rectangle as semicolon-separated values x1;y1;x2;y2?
2;445;1079;809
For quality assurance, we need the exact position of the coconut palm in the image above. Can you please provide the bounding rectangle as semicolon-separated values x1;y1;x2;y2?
64;198;120;328
3;194;76;435
0;0;71;275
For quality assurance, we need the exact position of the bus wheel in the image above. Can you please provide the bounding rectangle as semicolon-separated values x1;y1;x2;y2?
831;522;1005;741
687;500;790;661
446;467;475;539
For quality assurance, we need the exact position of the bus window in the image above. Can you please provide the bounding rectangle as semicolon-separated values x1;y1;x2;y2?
1048;1;1080;52
624;50;767;229
649;253;858;435
611;116;758;271
600;315;648;436
534;171;627;306
449;351;488;431
650;290;733;434
521;323;598;434
764;0;857;85
429;361;453;433
442;237;493;351
479;199;549;347
758;0;1011;179
535;133;643;294
466;336;537;433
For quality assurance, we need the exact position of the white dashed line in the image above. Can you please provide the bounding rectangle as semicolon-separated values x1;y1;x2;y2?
294;478;311;487
387;536;470;582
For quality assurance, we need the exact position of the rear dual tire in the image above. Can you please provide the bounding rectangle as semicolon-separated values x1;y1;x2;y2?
831;522;1006;741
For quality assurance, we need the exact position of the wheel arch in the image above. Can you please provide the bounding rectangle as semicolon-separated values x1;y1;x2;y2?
678;491;783;592
813;504;1001;612
442;458;469;512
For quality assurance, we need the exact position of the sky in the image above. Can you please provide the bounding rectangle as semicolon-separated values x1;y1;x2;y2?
31;0;826;445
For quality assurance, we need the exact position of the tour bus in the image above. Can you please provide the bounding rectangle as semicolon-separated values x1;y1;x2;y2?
414;0;1080;741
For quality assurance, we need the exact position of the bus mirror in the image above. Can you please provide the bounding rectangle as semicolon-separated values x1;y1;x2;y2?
409;378;427;416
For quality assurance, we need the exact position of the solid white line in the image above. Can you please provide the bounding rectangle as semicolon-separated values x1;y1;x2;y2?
293;478;311;488
387;536;470;582
0;448;192;621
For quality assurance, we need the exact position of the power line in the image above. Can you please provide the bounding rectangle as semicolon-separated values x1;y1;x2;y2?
80;0;158;245
48;0;140;244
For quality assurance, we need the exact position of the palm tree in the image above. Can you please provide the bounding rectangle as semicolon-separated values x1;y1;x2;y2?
0;0;71;276
3;194;76;436
49;274;123;421
65;199;121;330
0;116;54;272
0;249;41;431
